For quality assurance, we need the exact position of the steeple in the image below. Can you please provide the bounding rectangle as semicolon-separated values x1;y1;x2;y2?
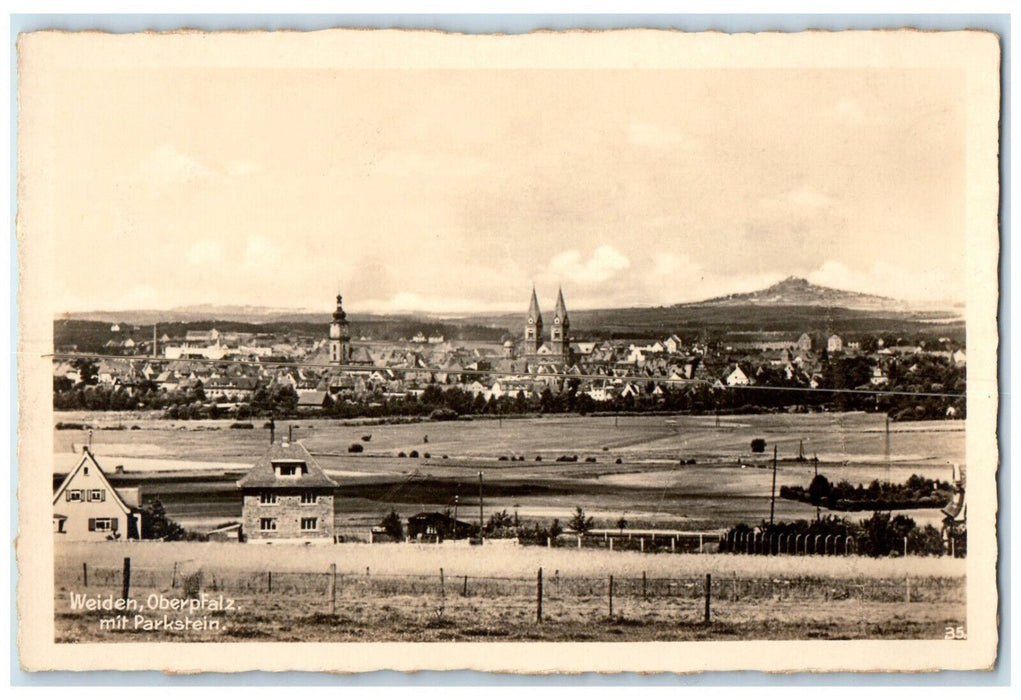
553;286;569;327
550;285;569;358
329;292;350;365
524;287;543;354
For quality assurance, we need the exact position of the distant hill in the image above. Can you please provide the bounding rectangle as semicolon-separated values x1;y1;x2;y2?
690;276;927;312
56;277;964;347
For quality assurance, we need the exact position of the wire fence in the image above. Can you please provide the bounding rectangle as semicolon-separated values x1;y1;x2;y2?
57;559;966;615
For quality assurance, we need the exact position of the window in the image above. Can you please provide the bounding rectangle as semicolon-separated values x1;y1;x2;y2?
66;490;83;502
260;492;278;505
273;461;307;477
300;492;318;505
88;517;118;532
259;518;277;531
87;489;105;502
300;517;318;531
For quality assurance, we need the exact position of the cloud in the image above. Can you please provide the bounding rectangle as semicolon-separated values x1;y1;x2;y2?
242;235;283;269
186;239;223;266
806;260;962;302
227;160;264;176
138;144;217;185
545;245;630;284
626;121;685;147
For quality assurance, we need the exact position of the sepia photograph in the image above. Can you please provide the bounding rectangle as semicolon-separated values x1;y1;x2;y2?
15;25;1001;674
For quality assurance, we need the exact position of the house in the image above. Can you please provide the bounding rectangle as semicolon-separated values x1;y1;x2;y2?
296;389;329;411
797;333;813;352
725;364;752;386
237;441;338;542
952;349;967;367
664;334;683;354
53;448;141;540
407;512;474;541
827;334;844;354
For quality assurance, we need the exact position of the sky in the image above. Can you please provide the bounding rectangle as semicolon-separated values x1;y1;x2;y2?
39;61;966;314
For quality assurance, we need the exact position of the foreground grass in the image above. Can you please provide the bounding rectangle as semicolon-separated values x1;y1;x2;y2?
57;541;966;580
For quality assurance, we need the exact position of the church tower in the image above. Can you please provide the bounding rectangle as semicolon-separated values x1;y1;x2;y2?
524;287;543;355
551;286;570;360
329;293;351;365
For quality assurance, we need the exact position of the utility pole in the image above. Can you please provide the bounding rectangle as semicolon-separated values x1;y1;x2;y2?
453;494;459;523
770;445;778;525
814;453;820;522
478;471;484;543
153;324;158;359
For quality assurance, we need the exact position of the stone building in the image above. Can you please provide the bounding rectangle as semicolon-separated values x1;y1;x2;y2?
522;286;573;366
238;440;338;542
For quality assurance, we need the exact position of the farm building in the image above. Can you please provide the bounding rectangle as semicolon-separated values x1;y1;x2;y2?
407;512;474;541
237;440;338;542
53;447;142;540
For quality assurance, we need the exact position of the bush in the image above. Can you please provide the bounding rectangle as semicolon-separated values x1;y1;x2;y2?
535;456;543;461
398;451;407;458
361;434;372;442
423;453;430;459
409;450;419;458
498;455;509;461
429;408;458;421
348;443;364;453
585;457;597;463
751;438;767;453
55;422;90;430
230;422;254;430
615;458;622;464
130;425;141;430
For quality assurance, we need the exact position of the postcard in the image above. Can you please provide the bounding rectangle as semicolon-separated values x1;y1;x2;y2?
16;27;1000;673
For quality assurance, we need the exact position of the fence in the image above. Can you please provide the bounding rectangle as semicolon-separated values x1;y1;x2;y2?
59;557;966;630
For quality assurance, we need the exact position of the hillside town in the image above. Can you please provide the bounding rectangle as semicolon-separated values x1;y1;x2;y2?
53;289;967;421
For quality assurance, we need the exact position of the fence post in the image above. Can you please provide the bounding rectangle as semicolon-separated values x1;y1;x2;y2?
704;573;712;624
578;535;582;549
609;537;613;551
905;575;911;604
536;567;543;624
547;537;551;548
329;563;337;615
82;562;88;587
171;561;178;588
642;571;647;600
672;536;677;553
463;575;468;597
640;537;645;553
608;575;614;618
439;568;445;616
121;557;131;601
268;571;272;593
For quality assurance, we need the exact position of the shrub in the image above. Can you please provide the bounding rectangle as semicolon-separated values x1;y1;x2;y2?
230;422;254;430
751;438;767;453
361;435;372;442
409;450;419;458
130;425;141;430
429;408;458;421
398;451;407;458
423;453;431;459
348;443;364;453
535;456;543;462
585;457;597;463
615;458;622;464
498;456;509;461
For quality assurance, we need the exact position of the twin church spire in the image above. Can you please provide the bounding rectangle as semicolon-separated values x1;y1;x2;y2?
525;286;570;359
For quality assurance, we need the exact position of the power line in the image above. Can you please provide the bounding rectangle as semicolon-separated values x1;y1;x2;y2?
46;351;967;399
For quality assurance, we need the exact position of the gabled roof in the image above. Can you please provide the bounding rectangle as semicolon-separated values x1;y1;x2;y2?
237;441;339;490
53;449;132;515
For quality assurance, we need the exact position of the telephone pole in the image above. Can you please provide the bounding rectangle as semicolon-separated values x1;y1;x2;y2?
478;471;484;542
769;445;778;525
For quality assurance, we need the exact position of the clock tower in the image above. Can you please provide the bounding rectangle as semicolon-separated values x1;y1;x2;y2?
329;293;350;365
524;287;543;355
551;285;570;360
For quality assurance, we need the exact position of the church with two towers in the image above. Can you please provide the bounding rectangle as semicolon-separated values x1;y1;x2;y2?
522;286;573;366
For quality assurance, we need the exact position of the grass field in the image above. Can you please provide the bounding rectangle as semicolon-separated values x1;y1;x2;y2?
54;542;966;642
54;411;964;534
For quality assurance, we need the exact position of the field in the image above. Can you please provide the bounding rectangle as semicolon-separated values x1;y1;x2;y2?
55;542;966;642
54;411;965;535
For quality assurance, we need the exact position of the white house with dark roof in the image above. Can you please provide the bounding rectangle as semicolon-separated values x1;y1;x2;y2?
237;441;338;542
53;448;141;540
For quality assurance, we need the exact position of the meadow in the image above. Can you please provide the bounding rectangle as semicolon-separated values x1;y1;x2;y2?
54;541;966;642
54;411;965;535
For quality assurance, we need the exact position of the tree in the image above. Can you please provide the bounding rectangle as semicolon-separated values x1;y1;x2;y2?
139;498;186;541
549;518;563;540
808;474;832;505
750;438;767;453
380;509;404;541
616;516;628;534
568;506;594;534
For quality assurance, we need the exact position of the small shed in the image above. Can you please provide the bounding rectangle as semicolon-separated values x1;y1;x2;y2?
407;512;474;541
